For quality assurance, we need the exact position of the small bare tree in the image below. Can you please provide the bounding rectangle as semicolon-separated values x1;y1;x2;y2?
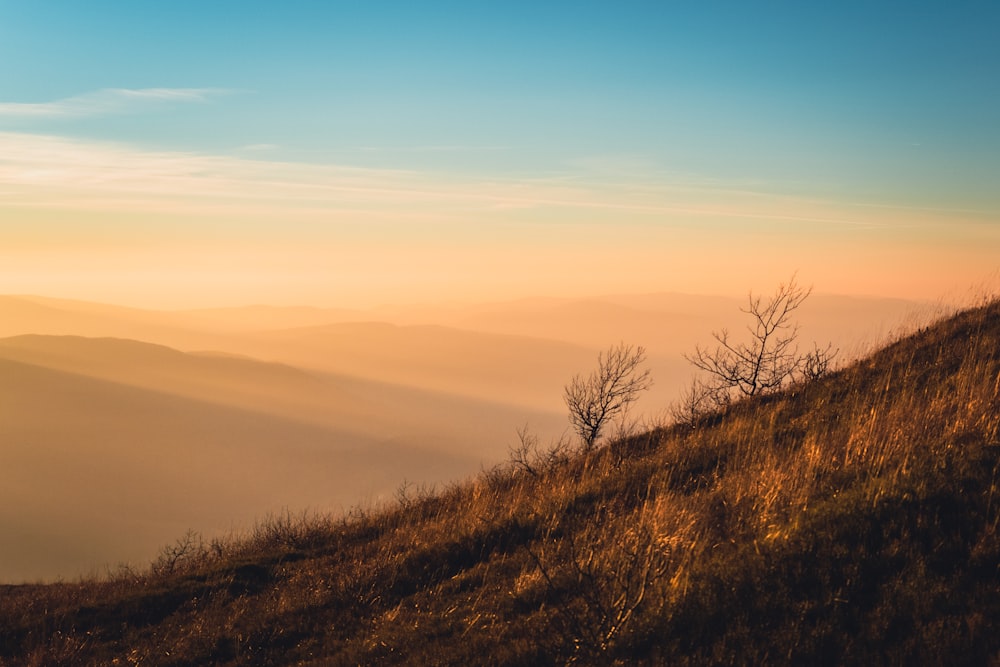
509;424;572;478
151;529;208;576
685;275;835;407
669;378;719;429
564;343;652;451
800;341;839;382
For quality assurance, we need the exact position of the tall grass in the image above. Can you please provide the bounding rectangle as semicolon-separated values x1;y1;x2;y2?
1;300;998;665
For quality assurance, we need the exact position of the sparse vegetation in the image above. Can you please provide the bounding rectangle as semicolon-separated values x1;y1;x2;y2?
684;275;837;412
564;342;652;451
1;299;999;665
508;423;571;478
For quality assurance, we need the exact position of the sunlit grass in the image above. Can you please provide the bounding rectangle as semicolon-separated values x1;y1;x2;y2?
2;299;999;665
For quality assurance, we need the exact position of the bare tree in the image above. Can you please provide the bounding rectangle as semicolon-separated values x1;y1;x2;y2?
508;424;572;477
669;378;718;429
564;343;652;450
800;341;838;382
685;275;832;407
151;529;208;576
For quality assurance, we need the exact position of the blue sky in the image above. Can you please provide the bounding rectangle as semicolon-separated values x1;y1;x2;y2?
0;2;998;306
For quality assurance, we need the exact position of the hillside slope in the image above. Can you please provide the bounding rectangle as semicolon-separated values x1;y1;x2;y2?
1;300;998;665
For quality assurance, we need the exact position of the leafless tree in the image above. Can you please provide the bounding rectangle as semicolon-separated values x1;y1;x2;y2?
564;343;652;450
151;529;208;576
685;275;833;407
669;378;719;429
800;341;839;382
508;424;572;477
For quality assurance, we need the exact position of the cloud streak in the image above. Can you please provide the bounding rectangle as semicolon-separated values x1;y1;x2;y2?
357;145;509;153
1;131;990;237
0;88;233;119
0;131;995;308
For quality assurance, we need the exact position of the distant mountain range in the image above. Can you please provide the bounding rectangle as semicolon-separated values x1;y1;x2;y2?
0;291;932;581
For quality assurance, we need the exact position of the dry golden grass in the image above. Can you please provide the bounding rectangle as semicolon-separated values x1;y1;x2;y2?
1;298;998;665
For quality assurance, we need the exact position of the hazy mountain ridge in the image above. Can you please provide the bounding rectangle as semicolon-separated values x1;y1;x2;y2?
0;334;372;426
0;335;564;582
0;355;429;581
1;298;996;664
0;291;935;584
0;291;930;410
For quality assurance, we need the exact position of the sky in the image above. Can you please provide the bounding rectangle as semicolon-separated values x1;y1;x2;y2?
1;1;998;308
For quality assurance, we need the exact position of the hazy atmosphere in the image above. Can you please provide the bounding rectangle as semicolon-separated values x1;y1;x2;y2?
1;2;998;582
2;2;998;307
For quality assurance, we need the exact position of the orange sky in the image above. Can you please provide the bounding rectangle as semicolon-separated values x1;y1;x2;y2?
3;4;999;309
1;132;996;308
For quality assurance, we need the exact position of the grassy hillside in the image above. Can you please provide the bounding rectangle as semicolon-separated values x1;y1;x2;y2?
2;300;998;665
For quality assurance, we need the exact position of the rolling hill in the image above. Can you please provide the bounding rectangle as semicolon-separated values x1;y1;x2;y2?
0;336;564;582
1;298;996;664
0;291;928;407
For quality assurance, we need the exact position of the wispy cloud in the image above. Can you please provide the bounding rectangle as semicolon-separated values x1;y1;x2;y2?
0;131;987;236
240;143;280;152
0;88;234;119
357;145;509;153
0;131;993;308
